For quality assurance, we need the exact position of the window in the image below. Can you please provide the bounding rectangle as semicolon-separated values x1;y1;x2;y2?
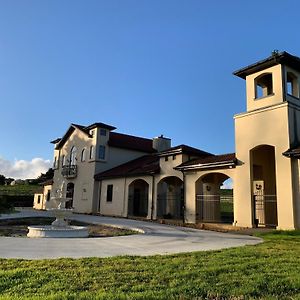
37;195;41;204
287;72;299;98
53;157;57;168
98;145;106;160
89;146;94;159
46;191;51;201
62;155;66;167
165;156;169;161
106;185;113;202
255;73;273;99
70;146;77;165
81;148;86;162
100;129;107;136
172;155;176;160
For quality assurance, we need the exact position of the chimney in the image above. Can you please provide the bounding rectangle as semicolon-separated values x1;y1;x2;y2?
152;135;171;152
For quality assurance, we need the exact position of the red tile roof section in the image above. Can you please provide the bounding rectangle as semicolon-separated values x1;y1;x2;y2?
159;144;213;157
176;153;236;169
108;132;156;153
94;155;159;180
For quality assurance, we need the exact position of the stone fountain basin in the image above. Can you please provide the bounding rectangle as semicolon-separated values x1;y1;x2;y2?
27;225;89;238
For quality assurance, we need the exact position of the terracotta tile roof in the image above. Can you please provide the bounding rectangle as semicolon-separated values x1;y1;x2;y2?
234;51;300;79
159;144;213;157
52;122;155;153
108;132;156;153
94;155;160;180
175;153;236;170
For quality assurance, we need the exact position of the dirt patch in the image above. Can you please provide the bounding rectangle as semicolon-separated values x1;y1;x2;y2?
0;218;137;238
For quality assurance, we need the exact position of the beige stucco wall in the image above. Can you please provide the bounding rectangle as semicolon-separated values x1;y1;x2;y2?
234;102;296;229
246;65;284;112
33;193;44;210
33;184;52;210
52;127;96;213
99;176;154;218
51;126;152;214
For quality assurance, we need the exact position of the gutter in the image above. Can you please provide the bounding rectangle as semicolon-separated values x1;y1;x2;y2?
175;160;236;171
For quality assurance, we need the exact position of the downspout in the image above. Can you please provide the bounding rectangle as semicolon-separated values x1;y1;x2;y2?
151;174;155;220
98;180;102;214
123;176;127;217
181;170;186;224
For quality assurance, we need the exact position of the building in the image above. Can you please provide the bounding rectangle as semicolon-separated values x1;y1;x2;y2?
34;51;300;229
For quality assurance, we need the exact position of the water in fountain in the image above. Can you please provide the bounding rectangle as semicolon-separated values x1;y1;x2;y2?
27;181;89;238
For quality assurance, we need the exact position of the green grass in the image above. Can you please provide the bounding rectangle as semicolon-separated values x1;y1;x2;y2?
0;231;299;299
0;184;41;196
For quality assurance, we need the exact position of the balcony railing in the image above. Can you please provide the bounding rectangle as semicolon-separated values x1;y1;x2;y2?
61;165;77;178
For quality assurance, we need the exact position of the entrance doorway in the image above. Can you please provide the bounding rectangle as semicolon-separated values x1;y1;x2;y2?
157;176;183;219
128;179;149;217
251;145;278;227
195;173;233;223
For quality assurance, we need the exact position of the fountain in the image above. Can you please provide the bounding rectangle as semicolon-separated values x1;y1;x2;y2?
27;181;89;238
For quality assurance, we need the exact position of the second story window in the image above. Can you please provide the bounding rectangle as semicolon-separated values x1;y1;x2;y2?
53;157;57;169
81;148;86;162
100;129;107;136
62;155;66;167
89;145;94;159
98;145;106;160
70;146;77;165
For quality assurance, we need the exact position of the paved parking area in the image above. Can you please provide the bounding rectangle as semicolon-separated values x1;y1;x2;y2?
0;209;262;259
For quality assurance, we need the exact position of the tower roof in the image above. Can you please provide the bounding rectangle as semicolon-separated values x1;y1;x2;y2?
233;51;300;79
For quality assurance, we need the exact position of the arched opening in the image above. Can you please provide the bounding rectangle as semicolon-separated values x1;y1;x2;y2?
157;176;183;219
66;182;74;209
195;173;233;223
255;73;273;99
287;71;299;98
251;145;278;227
128;179;149;217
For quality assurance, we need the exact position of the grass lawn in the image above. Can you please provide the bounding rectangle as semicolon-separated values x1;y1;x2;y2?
0;185;41;196
0;231;299;299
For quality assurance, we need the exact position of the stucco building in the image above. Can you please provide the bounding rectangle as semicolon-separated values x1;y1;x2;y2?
35;51;300;230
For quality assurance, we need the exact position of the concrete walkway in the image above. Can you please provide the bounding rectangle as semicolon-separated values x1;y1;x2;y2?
0;209;262;259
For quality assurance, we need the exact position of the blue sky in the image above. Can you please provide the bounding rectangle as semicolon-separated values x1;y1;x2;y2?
0;0;300;178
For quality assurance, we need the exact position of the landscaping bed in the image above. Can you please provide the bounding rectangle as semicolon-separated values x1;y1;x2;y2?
0;217;137;237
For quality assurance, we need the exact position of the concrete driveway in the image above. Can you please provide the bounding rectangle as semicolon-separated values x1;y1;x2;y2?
0;209;262;259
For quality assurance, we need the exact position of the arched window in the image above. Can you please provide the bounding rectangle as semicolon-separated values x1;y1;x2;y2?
287;72;299;98
255;73;273;99
70;146;77;165
81;148;86;162
89;145;94;159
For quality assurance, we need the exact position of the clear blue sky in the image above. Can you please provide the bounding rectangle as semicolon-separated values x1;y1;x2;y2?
0;0;300;177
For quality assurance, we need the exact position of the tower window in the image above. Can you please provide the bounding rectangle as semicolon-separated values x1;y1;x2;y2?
255;73;273;99
98;145;106;160
100;129;107;136
287;72;299;98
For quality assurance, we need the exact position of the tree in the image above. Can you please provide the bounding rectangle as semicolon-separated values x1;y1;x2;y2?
0;174;5;185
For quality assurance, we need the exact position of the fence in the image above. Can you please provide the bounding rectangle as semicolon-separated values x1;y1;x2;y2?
196;194;233;223
253;193;277;227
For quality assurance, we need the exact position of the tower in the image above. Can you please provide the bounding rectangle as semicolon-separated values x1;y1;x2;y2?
233;51;300;229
